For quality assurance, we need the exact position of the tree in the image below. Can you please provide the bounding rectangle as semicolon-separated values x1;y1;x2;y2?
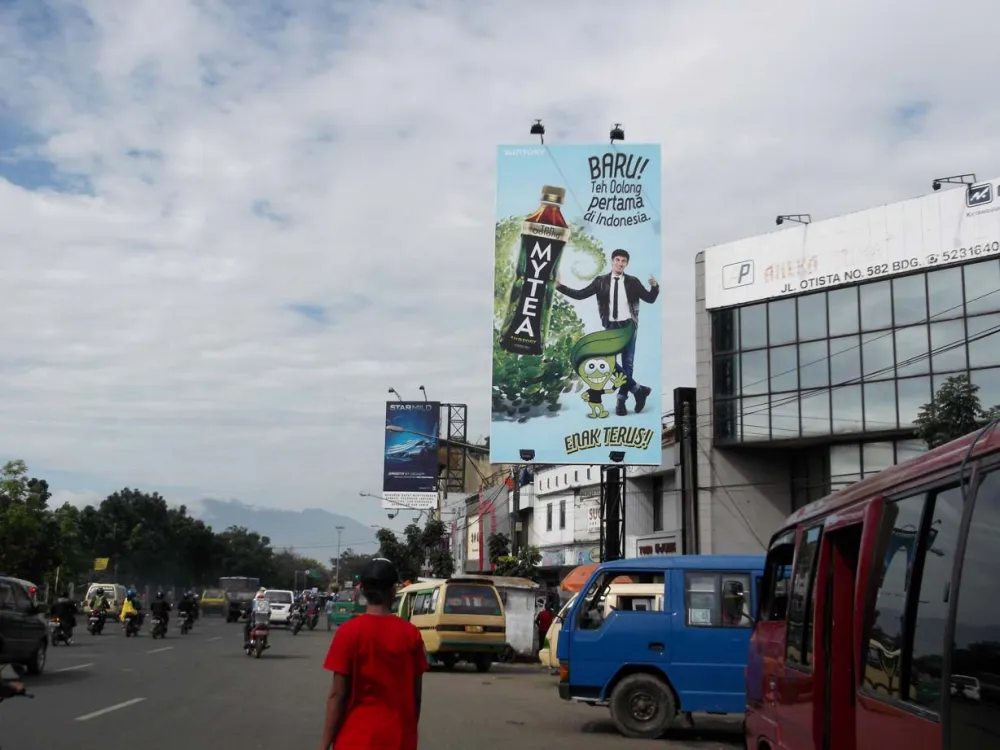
494;545;542;580
374;517;456;581
331;548;374;587
915;375;1000;448
487;532;510;566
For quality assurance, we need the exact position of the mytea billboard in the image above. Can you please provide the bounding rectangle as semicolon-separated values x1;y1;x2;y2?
491;145;663;466
703;176;1000;310
382;401;440;510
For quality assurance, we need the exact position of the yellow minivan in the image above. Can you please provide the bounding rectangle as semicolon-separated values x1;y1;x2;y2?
393;576;506;673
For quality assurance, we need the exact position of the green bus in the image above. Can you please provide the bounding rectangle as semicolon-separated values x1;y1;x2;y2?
327;587;367;629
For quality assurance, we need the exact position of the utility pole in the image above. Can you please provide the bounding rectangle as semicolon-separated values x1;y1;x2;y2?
334;525;345;587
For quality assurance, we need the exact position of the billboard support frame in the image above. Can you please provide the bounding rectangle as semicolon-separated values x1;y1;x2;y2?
599;465;626;563
441;403;468;499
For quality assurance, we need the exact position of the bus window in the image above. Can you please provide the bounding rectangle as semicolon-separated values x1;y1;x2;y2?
786;525;822;668
760;530;796;622
948;467;1000;748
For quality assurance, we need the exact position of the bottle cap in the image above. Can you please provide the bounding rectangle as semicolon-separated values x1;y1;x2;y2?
540;185;565;205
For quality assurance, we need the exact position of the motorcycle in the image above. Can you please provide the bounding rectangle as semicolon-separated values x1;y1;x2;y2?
48;617;73;646
305;603;319;631
122;612;140;637
289;608;304;636
180;611;194;635
245;622;269;658
150;616;168;639
87;609;106;635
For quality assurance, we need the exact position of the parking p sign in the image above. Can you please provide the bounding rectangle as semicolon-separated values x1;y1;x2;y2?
722;260;754;289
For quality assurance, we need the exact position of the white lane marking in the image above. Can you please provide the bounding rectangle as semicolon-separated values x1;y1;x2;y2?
206;636;222;642
75;697;146;722
146;646;174;654
53;662;94;673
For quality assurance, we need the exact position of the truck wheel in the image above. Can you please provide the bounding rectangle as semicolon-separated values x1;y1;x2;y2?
609;673;677;739
474;655;492;673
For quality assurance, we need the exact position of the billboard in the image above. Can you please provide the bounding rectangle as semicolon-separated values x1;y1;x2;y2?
703;176;1000;309
382;401;440;510
491;145;663;466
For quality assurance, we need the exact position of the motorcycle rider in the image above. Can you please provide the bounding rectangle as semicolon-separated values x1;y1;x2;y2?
178;590;197;626
244;588;271;650
48;590;77;641
88;586;110;629
149;590;171;629
123;588;144;624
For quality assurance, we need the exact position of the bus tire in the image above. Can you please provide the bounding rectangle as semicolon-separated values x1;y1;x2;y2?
609;673;676;740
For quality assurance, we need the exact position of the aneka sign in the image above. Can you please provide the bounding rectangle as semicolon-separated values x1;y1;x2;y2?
491;145;663;466
703;177;1000;309
382;401;440;510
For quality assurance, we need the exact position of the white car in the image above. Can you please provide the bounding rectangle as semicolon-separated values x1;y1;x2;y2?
263;590;294;624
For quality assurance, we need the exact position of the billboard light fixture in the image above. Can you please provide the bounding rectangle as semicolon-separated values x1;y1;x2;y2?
609;450;626;463
418;385;428;401
609;123;625;143
776;214;811;226
387;387;403;402
519;449;536;462
931;173;976;193
530;119;545;144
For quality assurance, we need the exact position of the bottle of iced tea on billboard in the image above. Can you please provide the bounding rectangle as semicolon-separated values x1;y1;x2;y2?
499;185;572;356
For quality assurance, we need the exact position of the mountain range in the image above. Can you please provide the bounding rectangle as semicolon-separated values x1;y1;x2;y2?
193;498;379;561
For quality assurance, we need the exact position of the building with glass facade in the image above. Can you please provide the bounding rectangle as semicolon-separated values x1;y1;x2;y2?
693;177;1000;554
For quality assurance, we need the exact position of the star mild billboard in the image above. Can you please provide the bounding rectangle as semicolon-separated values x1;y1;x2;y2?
703;176;1000;309
491;145;663;466
382;401;440;510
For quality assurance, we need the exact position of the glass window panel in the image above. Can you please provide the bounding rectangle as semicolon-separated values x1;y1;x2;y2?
967;313;1000;369
865;494;926;701
970;367;1000;412
861;331;895;381
799;341;829;389
947;470;1000;749
927;266;963;320
964;259;1000;315
894;324;930;377
860;280;892;331
714;399;738;442
910;486;961;712
830;335;861;384
828;286;859;336
892;274;927;327
830;444;861;485
894;439;927;464
768;298;797;347
862;442;895;478
897;376;930;428
769;345;798;393
831;385;863;434
771;394;800;439
741;350;768;396
741;396;769;442
864;381;897;431
713;355;739;398
800;390;831;437
712;309;737;353
797;293;827;341
929;319;967;373
740;303;767;350
932;372;965;398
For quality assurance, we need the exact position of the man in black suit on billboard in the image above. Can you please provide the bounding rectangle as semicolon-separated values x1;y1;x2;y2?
556;248;659;416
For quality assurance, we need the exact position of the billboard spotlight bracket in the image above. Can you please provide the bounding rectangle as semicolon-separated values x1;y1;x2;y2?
610;123;625;143
519;449;536;462
530;119;545;145
931;173;976;192
776;214;811;226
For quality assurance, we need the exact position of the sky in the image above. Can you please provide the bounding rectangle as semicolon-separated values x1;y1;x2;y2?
1;0;1000;527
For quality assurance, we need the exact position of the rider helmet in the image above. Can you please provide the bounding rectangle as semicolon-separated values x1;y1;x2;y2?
156;590;164;600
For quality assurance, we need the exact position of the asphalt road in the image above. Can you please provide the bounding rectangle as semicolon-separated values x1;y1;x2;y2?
1;615;742;749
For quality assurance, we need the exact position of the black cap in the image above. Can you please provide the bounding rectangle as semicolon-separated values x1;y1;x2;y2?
360;557;399;587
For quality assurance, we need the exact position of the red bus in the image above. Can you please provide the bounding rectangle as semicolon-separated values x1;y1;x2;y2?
745;424;1000;750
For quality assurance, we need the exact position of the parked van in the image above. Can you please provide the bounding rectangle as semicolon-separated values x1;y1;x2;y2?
557;554;765;739
393;576;506;672
745;425;1000;750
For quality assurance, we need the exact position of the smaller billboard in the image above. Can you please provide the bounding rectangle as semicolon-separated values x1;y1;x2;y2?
382;401;440;510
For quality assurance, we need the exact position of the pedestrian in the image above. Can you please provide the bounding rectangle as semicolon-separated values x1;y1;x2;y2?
317;557;428;750
535;601;555;652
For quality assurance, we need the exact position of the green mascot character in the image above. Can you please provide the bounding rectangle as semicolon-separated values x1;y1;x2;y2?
570;322;635;419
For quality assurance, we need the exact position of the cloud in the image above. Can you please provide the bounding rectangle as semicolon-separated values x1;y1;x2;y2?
1;0;999;524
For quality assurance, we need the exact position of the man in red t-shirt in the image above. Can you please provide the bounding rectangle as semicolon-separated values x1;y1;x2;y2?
535;603;555;652
318;558;429;750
